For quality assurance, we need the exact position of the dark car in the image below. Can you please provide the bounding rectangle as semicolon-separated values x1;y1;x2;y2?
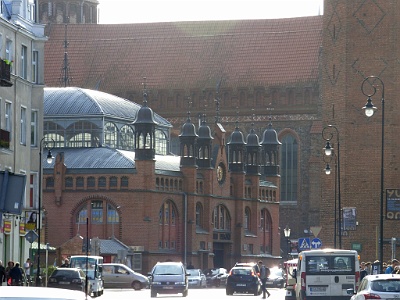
266;267;285;288
47;267;86;292
204;268;229;287
148;261;188;298
226;266;262;296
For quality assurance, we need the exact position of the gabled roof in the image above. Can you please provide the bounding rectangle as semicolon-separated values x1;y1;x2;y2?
44;16;323;93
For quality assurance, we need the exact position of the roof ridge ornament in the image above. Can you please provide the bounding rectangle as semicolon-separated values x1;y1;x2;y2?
142;77;148;106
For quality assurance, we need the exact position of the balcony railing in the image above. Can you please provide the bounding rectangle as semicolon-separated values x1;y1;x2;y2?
0;129;10;149
0;58;12;87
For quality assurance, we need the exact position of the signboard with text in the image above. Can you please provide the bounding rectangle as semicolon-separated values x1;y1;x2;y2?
386;189;400;220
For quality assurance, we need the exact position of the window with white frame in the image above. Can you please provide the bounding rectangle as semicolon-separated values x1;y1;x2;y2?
5;101;12;134
21;45;28;79
32;51;38;83
20;106;26;145
31;110;38;147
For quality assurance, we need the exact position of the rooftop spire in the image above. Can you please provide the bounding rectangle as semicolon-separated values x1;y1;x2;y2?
142;77;148;106
59;24;72;87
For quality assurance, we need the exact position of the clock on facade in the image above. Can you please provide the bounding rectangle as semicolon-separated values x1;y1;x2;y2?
217;162;226;184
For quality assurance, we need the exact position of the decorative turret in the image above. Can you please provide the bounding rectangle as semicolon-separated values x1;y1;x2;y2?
227;121;246;173
260;118;281;176
133;82;157;160
245;123;261;175
196;114;213;168
179;111;198;167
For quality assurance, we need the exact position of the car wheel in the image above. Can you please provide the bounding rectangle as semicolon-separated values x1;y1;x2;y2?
150;289;157;298
226;288;233;295
182;289;188;297
132;281;142;290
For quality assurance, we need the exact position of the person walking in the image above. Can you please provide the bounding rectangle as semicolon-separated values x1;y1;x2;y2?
24;258;32;286
0;260;6;286
258;260;270;299
9;262;23;286
5;261;14;286
360;262;368;280
385;259;399;274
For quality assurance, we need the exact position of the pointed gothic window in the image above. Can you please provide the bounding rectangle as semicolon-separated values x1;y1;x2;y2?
280;134;298;202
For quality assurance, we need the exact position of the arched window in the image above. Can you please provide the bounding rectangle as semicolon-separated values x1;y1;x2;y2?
76;177;84;188
91;201;103;224
76;206;87;224
280;134;298;202
107;204;119;224
104;122;118;148
120;125;134;150
155;129;167;155
121;176;128;188
98;177;106;188
244;207;251;231
109;176;117;188
195;202;203;228
158;200;178;249
87;176;95;188
46;177;54;188
260;208;272;254
212;204;231;230
65;177;73;188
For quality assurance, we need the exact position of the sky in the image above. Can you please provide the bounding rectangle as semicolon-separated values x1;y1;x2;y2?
98;0;324;24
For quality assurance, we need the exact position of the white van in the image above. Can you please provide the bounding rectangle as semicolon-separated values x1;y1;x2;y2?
295;249;360;300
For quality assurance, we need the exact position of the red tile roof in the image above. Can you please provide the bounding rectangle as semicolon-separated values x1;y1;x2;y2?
44;16;323;93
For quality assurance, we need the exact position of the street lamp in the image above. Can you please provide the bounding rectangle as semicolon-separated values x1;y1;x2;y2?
323;153;337;248
361;75;384;273
36;137;54;286
322;125;342;249
283;225;291;260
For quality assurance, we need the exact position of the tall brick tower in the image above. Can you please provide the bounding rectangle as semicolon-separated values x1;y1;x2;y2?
320;0;400;261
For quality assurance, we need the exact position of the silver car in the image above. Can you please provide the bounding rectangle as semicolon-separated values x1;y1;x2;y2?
187;269;207;288
102;263;149;290
348;274;400;300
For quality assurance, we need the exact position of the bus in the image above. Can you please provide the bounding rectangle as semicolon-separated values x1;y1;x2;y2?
70;255;104;297
295;249;360;300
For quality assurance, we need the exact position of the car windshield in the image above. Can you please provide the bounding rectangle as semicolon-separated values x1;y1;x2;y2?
231;268;252;276
270;268;283;277
371;279;400;292
153;265;182;275
187;269;200;276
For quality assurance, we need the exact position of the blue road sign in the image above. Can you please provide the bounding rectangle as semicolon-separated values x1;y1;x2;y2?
311;238;322;249
298;238;311;250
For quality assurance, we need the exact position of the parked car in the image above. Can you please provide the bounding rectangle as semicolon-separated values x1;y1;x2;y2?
102;263;149;290
47;267;86;292
226;266;262;296
187;269;207;288
148;261;189;297
348;274;400;300
0;286;86;300
204;268;229;287
266;267;285;288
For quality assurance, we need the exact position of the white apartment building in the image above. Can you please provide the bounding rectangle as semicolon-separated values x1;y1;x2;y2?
0;0;46;265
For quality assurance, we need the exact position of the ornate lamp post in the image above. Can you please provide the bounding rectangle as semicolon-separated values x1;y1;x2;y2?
361;75;385;273
322;125;342;249
283;225;291;260
323;153;338;248
36;138;54;286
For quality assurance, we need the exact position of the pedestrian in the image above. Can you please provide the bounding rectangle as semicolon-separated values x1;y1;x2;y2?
5;261;14;286
258;260;270;299
24;258;32;286
60;258;70;268
9;262;23;286
385;259;399;274
360;262;368;280
0;260;6;286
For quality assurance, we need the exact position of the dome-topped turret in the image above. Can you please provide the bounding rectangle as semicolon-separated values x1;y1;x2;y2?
133;91;157;126
246;127;260;146
179;114;197;138
261;121;281;146
196;114;213;168
228;125;246;145
198;119;213;139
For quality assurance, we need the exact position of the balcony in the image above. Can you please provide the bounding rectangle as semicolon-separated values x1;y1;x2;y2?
0;59;13;87
0;129;11;154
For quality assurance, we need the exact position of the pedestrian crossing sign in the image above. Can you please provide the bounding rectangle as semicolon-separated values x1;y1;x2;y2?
298;238;311;250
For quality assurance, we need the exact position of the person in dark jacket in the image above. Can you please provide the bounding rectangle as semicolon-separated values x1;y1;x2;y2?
0;260;6;285
9;262;23;286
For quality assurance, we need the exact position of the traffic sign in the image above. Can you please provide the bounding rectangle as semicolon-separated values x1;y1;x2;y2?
24;230;38;243
298;238;311;250
311;238;322;249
